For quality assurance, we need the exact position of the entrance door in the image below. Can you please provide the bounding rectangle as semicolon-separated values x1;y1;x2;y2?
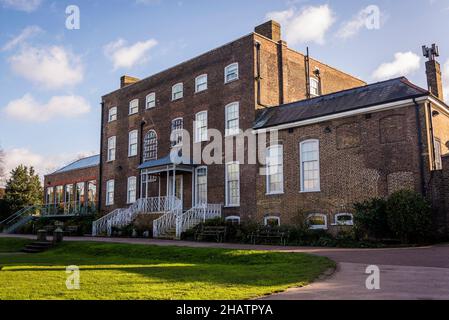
168;175;183;209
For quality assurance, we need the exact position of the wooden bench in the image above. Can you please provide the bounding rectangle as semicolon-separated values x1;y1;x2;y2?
64;226;79;236
195;226;227;243
250;229;289;246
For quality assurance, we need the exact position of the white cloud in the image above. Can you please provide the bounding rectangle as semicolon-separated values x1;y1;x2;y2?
0;0;42;12
372;52;421;80
4;94;91;122
104;38;158;70
266;5;335;45
3;148;96;181
337;5;382;39
1;25;42;51
443;59;449;103
8;45;84;89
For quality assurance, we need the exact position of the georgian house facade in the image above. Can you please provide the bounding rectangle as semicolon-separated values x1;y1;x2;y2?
97;21;449;236
99;21;365;222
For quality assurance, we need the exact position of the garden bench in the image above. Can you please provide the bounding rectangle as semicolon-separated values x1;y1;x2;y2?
250;229;289;246
64;226;79;236
43;225;56;234
195;226;227;243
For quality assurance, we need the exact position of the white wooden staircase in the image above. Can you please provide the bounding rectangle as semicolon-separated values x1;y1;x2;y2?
92;196;222;239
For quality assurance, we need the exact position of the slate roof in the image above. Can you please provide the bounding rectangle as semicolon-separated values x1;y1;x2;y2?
253;77;430;130
138;154;196;170
51;155;100;175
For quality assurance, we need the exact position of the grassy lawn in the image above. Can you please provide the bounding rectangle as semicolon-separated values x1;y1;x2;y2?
0;238;334;300
0;237;32;252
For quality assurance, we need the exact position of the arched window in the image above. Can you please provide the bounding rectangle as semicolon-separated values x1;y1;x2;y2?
334;213;354;226
225;216;241;225
172;83;183;101
264;216;281;227
143;130;158;161
307;214;328;230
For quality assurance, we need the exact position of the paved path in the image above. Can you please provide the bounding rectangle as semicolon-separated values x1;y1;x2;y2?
2;234;449;300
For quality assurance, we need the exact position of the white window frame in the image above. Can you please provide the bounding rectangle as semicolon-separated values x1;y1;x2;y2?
172;83;183;101
225;216;241;225
106;180;115;206
310;77;320;97
108;107;117;123
143;130;158;161
333;213;354;226
195;111;208;143
195;166;208;205
195;74;208;93
127;176;137;204
171;118;184;148
264;216;281;227
129;99;139;115
225;161;240;207
225;102;240;137
128;130;138;157
300;139;321;193
434;138;443;170
225;63;239;83
146;93;156;109
307;214;328;230
107;136;116;162
266;145;284;195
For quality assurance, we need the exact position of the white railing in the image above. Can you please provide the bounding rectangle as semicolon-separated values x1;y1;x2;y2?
92;196;177;236
152;199;183;238
175;204;222;239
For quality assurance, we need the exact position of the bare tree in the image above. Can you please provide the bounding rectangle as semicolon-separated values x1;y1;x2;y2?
0;146;5;182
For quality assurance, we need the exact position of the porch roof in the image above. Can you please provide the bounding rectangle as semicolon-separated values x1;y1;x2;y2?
138;154;197;170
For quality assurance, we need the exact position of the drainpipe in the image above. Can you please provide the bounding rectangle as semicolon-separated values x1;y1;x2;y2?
98;102;105;214
413;98;426;196
255;41;269;108
426;102;437;171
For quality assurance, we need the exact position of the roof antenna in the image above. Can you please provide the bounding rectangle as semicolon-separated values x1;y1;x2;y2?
422;44;439;61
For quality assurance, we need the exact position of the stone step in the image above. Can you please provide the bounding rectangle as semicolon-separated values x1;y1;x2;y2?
22;241;54;253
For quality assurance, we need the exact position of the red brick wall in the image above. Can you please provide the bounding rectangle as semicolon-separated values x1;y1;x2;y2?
255;105;425;226
99;27;366;217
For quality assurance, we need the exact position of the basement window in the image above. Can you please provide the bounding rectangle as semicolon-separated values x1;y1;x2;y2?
225;216;241;225
333;213;354;226
307;214;328;230
264;216;280;227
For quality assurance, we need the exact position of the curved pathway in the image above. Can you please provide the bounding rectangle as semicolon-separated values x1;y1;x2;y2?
2;234;448;300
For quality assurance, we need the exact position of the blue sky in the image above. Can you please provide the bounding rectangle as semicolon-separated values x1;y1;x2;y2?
0;0;448;178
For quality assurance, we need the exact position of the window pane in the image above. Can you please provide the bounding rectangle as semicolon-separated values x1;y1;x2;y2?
143;130;157;161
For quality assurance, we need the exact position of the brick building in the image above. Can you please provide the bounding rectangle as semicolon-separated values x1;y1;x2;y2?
100;21;364;219
43;155;99;216
96;21;449;237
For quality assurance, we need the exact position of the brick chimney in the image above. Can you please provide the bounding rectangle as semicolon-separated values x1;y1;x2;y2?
423;44;444;100
255;20;281;42
120;75;140;88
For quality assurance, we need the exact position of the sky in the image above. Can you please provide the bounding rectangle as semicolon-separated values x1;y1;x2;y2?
0;0;449;181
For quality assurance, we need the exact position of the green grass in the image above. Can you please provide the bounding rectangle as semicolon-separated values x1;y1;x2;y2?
0;239;334;300
0;238;32;253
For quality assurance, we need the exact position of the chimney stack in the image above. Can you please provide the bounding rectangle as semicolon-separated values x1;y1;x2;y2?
422;44;444;100
120;75;140;88
255;20;281;42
